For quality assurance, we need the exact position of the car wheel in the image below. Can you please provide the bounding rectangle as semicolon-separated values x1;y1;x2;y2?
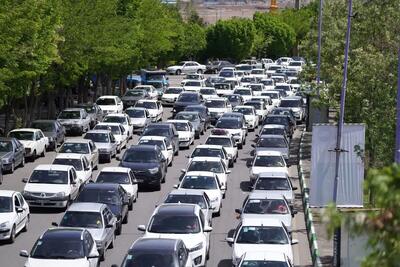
20;156;25;167
107;153;112;163
168;159;172;167
8;225;16;243
197;69;203;74
154;182;161;191
100;250;105;262
195;131;200;139
128;199;133;211
116;222;122;235
9;161;15;174
174;148;179;156
243;138;246;145
109;234;115;249
23;215;29;232
31;150;36;162
176;69;181;75
229;160;234;168
41;147;46;157
235;153;238;162
123;212;129;224
238;143;243;149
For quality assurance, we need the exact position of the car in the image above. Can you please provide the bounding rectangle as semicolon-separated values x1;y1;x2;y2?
183;80;205;93
205;76;226;87
134;99;163;122
199;87;218;100
279;96;305;122
206;60;235;74
247;83;264;96
56;203;117;260
250;69;267;80
287;60;304;72
236;64;254;75
121;89;150;108
184;105;211;130
174;111;205;139
167;120;195;149
226;218;297;266
165;189;213;227
84;130;118;163
137;203;212;267
276;57;293;66
244;100;269;123
260;78;275;91
22;164;81;208
233;106;259;131
94;123;128;153
96;95;124;115
214;83;233;96
181;73;206;85
0;190;30;243
142;123;179;155
266;64;284;75
247;151;289;183
205;98;232;125
53;153;93;185
214;117;246;149
133;85;158;100
103;113;133;139
219;69;239;82
251;134;290;160
275;83;294;97
237;251;294;267
125;107;151;133
188;144;230;168
174;172;224;216
74;103;104;128
161;87;185;106
240;76;258;87
261;58;275;68
113;238;194;267
58;139;99;170
8;128;48;161
263;114;294;138
233;88;254;102
226;94;244;107
251;96;274;114
182;157;230;191
272;76;287;85
270;108;297;128
240;59;262;69
258;124;288;142
30;120;65;150
75;183;130;235
173;92;203;115
289;78;301;91
118;145;168;190
167;61;206;75
57;108;91;135
138;136;174;166
205;135;238;164
19;228;100;267
261;91;281;107
0;137;25;173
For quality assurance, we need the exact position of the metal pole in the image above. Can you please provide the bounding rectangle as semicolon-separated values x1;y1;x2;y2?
316;0;323;90
396;47;400;163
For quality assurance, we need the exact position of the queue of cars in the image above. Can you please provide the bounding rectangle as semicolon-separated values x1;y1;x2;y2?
0;56;306;267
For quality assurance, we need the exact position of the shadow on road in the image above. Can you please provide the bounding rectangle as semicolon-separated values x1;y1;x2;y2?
240;181;252;192
218;259;233;267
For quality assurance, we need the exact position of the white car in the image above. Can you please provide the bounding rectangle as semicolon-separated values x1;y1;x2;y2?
261;58;275;68
252;172;296;205
58;139;99;170
247;83;264;96
94;122;128;152
161;87;185;106
252;134;289;160
244;100;269;123
205;98;232;119
137;136;174;166
215;83;234;96
95;167;138;209
174;171;224;216
289;78;301;91
233;88;254;102
251;96;275;114
22;165;81;208
258;124;288;142
188;144;230;168
250;69;267;80
260;78;275;91
276;57;293;66
181;73;206;85
205;135;238;165
248;150;289;183
199;87;218;100
167;61;206;75
240;76;258;87
233;106;259;131
134;85;158;99
214;118;246;149
183;80;205;93
266;64;283;75
279;96;305;122
261;91;281;107
167;120;195;148
226;218;297;266
237;251;294;267
103;113;134;139
272;76;287;85
125;107;152;133
275;83;294;97
8;128;48;161
287;60;304;72
53;153;93;184
96;95;123;114
134;99;163;122
0;190;30;243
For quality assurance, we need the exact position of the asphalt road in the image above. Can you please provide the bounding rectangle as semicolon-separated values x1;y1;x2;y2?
0;75;312;267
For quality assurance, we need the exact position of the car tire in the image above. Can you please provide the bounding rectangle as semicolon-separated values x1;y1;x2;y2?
134;191;138;202
197;69;203;74
195;132;200;139
123;212;129;224
128;200;133;211
229;160;234;168
176;69;181;75
23;215;29;232
154;182;161;191
107;153;112;163
31;150;36;162
174;149;179;156
169;159;172;167
116;222;122;235
41;147;46;157
243;138;246;145
8;225;16;244
238;143;243;149
20;157;25;167
109;234;115;249
100;251;105;262
9;161;15;174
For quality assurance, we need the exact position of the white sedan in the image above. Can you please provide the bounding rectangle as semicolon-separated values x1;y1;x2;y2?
8;128;48;161
167;119;195;148
233;106;259;130
53;153;93;184
94;123;128;153
161;87;184;106
103;113;134;139
137;136;174;166
134;85;158;99
134;100;163;122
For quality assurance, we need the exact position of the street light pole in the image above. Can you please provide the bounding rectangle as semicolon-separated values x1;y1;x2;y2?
333;0;353;266
396;47;400;163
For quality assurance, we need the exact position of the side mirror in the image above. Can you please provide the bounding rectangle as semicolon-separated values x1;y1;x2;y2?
111;265;119;267
51;222;59;227
180;169;186;173
167;146;173;151
116;156;121;161
173;184;179;189
185;155;190;158
161;157;166;162
292;186;298;191
71;180;77;185
292;210;298;217
248;185;254;190
16;207;24;213
291;239;299;245
137;225;146;232
225;237;234;244
106;223;114;228
22;178;28;183
87;251;99;259
251;144;256;148
204;226;213;233
235;208;242;214
19;250;29;258
246;160;252;168
226;170;231;174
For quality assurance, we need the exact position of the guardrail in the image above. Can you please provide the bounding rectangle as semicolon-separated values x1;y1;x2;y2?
298;129;323;267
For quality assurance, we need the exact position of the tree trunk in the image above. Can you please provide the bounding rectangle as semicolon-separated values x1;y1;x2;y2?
106;75;112;95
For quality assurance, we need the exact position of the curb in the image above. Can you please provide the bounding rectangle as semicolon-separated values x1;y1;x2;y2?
298;129;323;267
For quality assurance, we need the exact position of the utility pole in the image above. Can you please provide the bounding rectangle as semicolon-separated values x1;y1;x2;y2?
396;47;400;163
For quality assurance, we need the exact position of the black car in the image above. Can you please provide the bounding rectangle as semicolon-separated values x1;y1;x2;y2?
30;120;65;150
0;137;25;174
271;108;297;127
112;238;191;267
206;60;235;74
74;103;104;128
121;89;150;108
142;123;179;155
262;114;294;138
205;76;226;87
75;183;129;235
173;92;203;115
226;94;244;107
118;145;167;191
184;104;211;130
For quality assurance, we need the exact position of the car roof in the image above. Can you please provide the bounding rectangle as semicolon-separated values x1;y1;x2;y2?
259;134;286;139
125;107;147;111
127;144;158;151
86;129;110;134
195;144;223;150
190;157;221;162
248;191;285;200
9;128;40;132
243;251;287;262
137;99;157;103
185;171;216;177
62;108;83;112
234;105;254;109
207;135;231;139
167;119;189;124
98;95;118;99
104;113;127;117
41;228;85;240
63;139;91;144
139;136;167;141
0;190;18;197
82;183;120;190
241;217;282;227
258;172;288;178
282;96;302;100
96;122;121;127
185;105;205;109
100;167;131;173
169;189;205;197
177;111;199;115
34;164;72;171
256;150;283;156
130;238;180;253
156;203;198;216
262;124;285;129
55;153;84;160
67;202;106;213
147;123;172;128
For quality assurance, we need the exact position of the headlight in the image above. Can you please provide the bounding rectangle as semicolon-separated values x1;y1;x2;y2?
232;133;240;136
172;109;176;112
99;148;111;153
189;242;203;252
23;191;33;197
1;158;10;164
0;222;9;229
148;167;159;174
56;192;65;198
181;137;190;141
49;137;54;142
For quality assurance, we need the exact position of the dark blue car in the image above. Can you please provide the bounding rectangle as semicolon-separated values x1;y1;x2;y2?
172;92;203;115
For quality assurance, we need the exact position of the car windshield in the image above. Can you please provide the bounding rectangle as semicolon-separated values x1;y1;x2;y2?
126;109;145;118
243;199;289;214
187;161;223;173
192;148;224;159
234;108;252;115
172;122;189;131
60;142;90;154
97;172;130;184
31;122;55;132
264;117;288;126
31;237;84;259
165;194;207;209
261;128;285;136
261;80;274;86
280;100;301;107
219;71;234;77
258;137;287;148
143;127;169;137
165;88;183;94
95;125;121;135
275;85;291;92
60;211;103;229
255;178;290;190
227;95;240;102
241;77;255;83
84;132;110;143
29;170;69;184
254;156;285;167
9;131;34;141
53;158;82;171
178;94;198;102
149;214;200;234
181;175;218;190
249;85;262;91
237;65;252;71
186;74;199;79
235;89;251;95
236;226;288;244
138;139;166;150
216;120;241;129
205;101;225;108
123;150;157;163
0;197;12;213
175;114;197;122
58;111;80;119
135;102;157;109
135;86;152;92
245;102;262;110
205;137;232;147
97;98;116;105
251;70;264;74
0;141;12;152
241;261;288;267
215;84;230;90
262;93;278;99
272;110;291;117
121;253;175;267
104;116;126;124
269;66;281;70
77;189;120;205
289;62;302;66
124;90;143;97
185;81;201;87
200;89;216;95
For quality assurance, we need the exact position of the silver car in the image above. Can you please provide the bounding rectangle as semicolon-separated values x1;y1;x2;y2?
57;108;91;135
55;202;117;261
84;130;118;163
125;107;152;133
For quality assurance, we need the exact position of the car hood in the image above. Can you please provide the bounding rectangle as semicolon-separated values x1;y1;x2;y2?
122;96;142;101
120;161;159;171
178;131;192;138
58;119;81;124
130;118;146;126
207;108;226;113
162;94;179;99
255;147;288;156
241;214;292;229
25;258;91;267
42;131;57;138
94;143;112;150
19;140;37;148
234;243;293;262
24;183;70;194
98;105;117;111
143;232;205;250
0;213;14;224
0;152;12;159
251;167;288;175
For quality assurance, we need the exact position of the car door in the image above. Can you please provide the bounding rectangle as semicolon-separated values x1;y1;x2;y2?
109;133;117;154
101;209;113;247
13;139;23;165
82;157;92;182
129;170;138;197
83;231;98;267
118;187;128;218
13;194;24;231
36;131;46;153
69;169;80;198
